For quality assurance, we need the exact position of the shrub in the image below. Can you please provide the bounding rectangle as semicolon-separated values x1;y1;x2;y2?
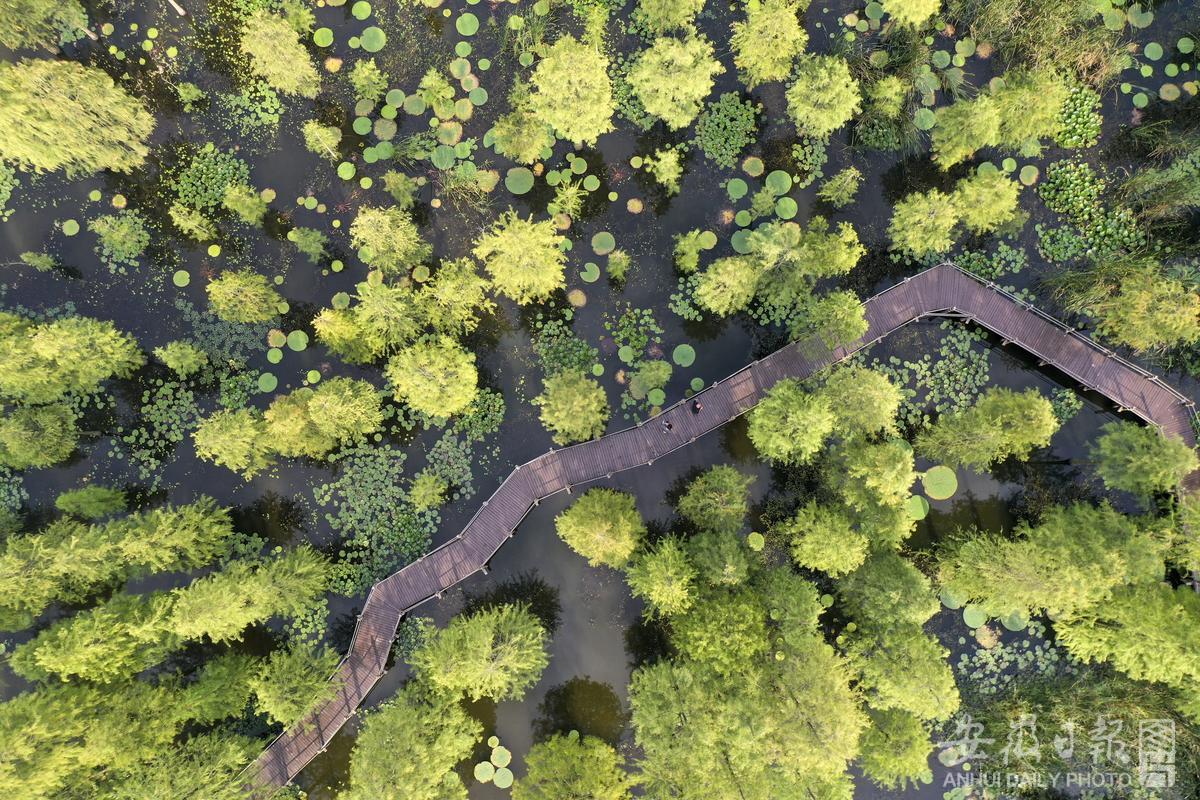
785;56;862;138
556;489;645;569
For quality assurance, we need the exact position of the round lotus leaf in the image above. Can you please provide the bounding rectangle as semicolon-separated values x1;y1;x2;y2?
360;26;386;52
1166;63;1180;77
648;388;666;406
257;372;278;393
1145;41;1164;60
905;494;930;520
690;377;704;391
698;230;718;249
469;87;488;106
727;178;748;199
731;229;751;254
337;162;356;180
437;121;463;145
746;531;765;551
914;108;936;130
487;735;500;748
313;27;334;46
172;270;190;287
582;175;601;191
672;343;696;367
372;118;397;141
591;231;616;255
456;12;479;35
922;465;958;500
1000;611;1029;631
617;345;635;364
518;51;534;67
932;50;951;68
742;156;764;176
352;116;372;136
267;347;283;364
62;219;80;236
505;167;534;194
955;37;976;57
1102;7;1125;29
403;94;427;115
306;369;321;384
939;587;968;610
267;329;287;347
331;291;351;309
431;145;456;170
412;265;430;282
820;593;835;608
287;330;309;351
580;262;600;283
1180;37;1195;54
1127;3;1153;28
449;57;471;79
775;197;798;219
765;169;792;195
351;1;371;19
962;605;987;629
491;746;512;767
1019;164;1039;185
474;761;495;782
1133;91;1149;108
493;768;513;789
1160;82;1181;101
385;88;405;106
362;146;379;164
592;364;604;376
865;1;883;19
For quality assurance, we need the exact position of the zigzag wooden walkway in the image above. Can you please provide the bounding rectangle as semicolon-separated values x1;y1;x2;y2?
241;262;1197;795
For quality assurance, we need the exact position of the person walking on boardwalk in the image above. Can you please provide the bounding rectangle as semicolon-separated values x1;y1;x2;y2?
661;419;673;433
691;399;703;415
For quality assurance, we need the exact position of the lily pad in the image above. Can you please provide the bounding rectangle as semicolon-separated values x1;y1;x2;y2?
493;768;513;789
1019;164;1039;185
1127;3;1153;28
775;197;798;219
747;531;765;550
313;27;334;46
257;372;278;393
648;388;666;406
617;345;635;364
1000;611;1029;631
765;169;792;195
62;219;80;236
672;343;696;367
591;231;616;255
689;377;704;392
914;108;936;130
504;167;534;194
351;1;371;19
727;178;748;200
580;262;600;283
456;12;479;35
939;587;968;610
337;162;356;180
286;330;309;351
1145;41;1164;61
474;761;495;782
962;605;988;629
490;746;511;767
360;26;386;52
905;494;930;520
922;465;958;500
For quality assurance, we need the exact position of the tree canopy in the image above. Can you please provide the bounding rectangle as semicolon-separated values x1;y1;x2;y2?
555;488;645;569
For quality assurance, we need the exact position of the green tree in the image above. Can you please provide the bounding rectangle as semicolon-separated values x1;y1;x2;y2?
0;0;89;50
882;0;940;27
55;485;125;519
535;372;610;445
408;470;448;511
785;56;862;138
193;408;274;478
1093;421;1198;496
992;69;1069;148
348;58;388;102
628;36;723;130
953;170;1021;234
677;465;754;535
385;337;478;417
626;536;697;616
249;643;340;726
473;210;567;304
730;0;807;88
350;206;431;275
222;183;267;225
343;684;481;800
1057;582;1200;688
858;709;933;790
0;59;154;176
0;313;142;404
205;270;282;323
797;289;868;347
687;529;751;586
841;550;940;628
937;503;1164;618
826;437;916;512
514;730;633;800
530;36;614;146
264;378;383;458
931;95;1001;168
848;625;960;721
411;604;549;702
782;501;868;577
746;379;835;464
555;488;645;569
493;81;555;164
1063;263;1200;352
819;364;902;436
153;340;208;377
0;403;77;469
302;119;342;160
888;187;960;256
694;255;763;316
672;587;768;675
239;10;319;98
917;387;1059;469
169;546;329;643
817;166;863;208
636;0;705;32
418;257;495;336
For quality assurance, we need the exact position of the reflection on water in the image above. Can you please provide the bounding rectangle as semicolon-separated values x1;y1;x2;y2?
533;677;628;745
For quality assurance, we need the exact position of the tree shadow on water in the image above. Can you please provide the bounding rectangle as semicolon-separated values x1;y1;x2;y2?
532;676;629;745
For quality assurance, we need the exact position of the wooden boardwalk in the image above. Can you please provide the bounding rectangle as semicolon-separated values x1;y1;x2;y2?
241;262;1197;795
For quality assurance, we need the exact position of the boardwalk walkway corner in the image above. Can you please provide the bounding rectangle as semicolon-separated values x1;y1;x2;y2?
240;261;1198;795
